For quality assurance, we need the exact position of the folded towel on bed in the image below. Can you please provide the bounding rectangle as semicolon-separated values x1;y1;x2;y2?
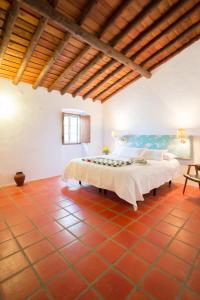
82;157;148;167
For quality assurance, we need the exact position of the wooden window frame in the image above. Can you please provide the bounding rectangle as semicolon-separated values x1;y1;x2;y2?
62;112;91;145
62;113;81;145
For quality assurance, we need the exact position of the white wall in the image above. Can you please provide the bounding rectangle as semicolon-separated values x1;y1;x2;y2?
0;79;103;186
103;40;200;164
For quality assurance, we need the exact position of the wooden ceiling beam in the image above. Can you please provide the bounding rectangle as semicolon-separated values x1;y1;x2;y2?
33;0;97;89
72;59;116;98
84;3;200;100
53;0;154;94
48;45;91;92
102;34;200;103
14;0;60;85
0;0;20;65
60;53;105;95
58;0;133;93
75;0;189;98
62;0;160;96
97;23;200;102
48;0;97;91
13;16;47;84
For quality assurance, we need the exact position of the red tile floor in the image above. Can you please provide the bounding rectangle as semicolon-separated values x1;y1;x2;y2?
0;177;200;300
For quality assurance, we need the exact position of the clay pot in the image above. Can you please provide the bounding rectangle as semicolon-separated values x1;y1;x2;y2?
14;172;25;186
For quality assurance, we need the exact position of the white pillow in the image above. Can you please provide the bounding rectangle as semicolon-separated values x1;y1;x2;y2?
163;152;176;160
113;146;145;158
141;149;166;161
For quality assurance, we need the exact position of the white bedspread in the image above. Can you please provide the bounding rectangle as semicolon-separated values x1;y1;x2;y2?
63;156;181;209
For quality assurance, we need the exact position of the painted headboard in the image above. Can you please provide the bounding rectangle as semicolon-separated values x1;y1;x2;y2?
120;135;192;160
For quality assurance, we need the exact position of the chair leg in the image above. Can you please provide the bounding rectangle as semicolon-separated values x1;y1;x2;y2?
183;178;188;194
169;180;172;188
79;181;81;185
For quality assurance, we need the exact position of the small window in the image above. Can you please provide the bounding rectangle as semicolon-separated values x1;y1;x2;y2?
62;113;90;145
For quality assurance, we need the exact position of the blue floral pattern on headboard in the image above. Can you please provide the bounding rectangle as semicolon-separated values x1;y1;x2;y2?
121;135;192;159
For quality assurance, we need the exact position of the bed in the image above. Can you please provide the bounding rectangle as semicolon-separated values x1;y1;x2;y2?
63;154;181;210
63;135;191;210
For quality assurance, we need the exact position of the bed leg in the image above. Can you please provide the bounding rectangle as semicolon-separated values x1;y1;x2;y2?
104;189;107;195
133;205;137;211
153;188;157;196
169;180;172;188
79;181;81;185
98;188;102;193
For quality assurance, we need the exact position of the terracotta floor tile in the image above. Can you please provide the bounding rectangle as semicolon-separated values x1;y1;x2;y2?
139;215;158;227
170;208;191;220
48;268;86;300
97;240;124;263
79;288;100;300
188;269;200;294
84;214;105;226
194;253;200;270
176;229;200;248
94;269;132;299
29;289;49;300
147;208;167;220
57;215;80;228
155;221;179;237
76;253;108;282
1;178;200;300
24;239;55;263
112;215;133;227
129;289;151;300
0;221;7;231
39;221;62;237
113;230;138;248
0;239;20;259
1;268;40;300
164;214;186;227
168;239;198;264
157;252;190;281
31;215;53;227
88;203;105;213
132;240;161;263
142;269;181;300
48;208;69;220
58;199;75;208
116;253;149;283
65;204;81;213
17;229;43;248
181;288;200;300
60;240;90;263
34;252;68;282
81;231;106;247
98;222;121;236
111;204;130;213
67;222;92;237
0;252;29;281
126;221;149;236
0;229;13;243
123;209;143;219
145;230;171;248
10;221;35;237
99;209;116;219
6;215;29;226
184;219;200;234
48;230;76;248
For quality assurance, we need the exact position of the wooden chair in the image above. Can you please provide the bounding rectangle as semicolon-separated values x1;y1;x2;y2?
183;164;200;194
